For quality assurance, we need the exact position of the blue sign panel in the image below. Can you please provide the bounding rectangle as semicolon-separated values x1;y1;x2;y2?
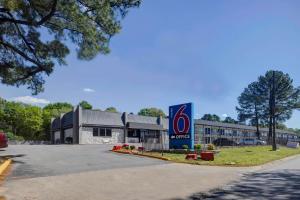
169;103;194;150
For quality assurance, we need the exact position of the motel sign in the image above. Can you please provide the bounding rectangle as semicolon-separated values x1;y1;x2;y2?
169;103;194;149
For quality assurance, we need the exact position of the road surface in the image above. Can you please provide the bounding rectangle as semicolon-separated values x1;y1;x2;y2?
0;145;248;200
180;155;300;200
1;145;300;200
2;144;166;179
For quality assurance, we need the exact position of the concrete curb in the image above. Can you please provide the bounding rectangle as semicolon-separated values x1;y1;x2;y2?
0;159;12;176
111;150;170;161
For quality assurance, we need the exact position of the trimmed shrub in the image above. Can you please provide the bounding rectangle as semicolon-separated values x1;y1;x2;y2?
194;144;202;150
207;143;215;151
182;145;189;150
5;131;24;141
138;147;144;151
130;145;135;150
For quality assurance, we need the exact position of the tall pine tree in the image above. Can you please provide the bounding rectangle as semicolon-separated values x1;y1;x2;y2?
236;82;265;139
0;0;141;94
257;70;300;150
238;70;300;150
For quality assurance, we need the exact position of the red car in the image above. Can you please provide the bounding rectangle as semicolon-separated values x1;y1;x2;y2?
0;132;8;148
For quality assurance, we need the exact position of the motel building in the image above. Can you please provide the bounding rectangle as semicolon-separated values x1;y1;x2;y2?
51;106;299;149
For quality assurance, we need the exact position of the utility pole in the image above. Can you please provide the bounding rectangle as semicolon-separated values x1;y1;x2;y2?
272;71;277;151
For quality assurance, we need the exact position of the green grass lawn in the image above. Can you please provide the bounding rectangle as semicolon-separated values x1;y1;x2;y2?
141;146;300;166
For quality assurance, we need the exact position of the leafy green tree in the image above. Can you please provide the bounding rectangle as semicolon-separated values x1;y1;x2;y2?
79;101;92;109
201;114;221;122
42;109;52;140
3;101;25;135
276;123;287;130
0;0;141;94
0;100;44;140
236;82;265;139
19;106;43;139
138;108;166;117
105;107;118;113
0;97;6;128
42;102;73;139
295;129;300;135
1;100;76;140
223;117;237;124
43;102;73;118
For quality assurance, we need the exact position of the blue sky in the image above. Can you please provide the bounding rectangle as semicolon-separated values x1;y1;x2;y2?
1;0;300;128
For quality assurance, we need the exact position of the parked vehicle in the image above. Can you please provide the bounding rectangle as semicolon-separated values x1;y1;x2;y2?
256;140;267;145
240;138;266;145
213;138;239;146
0;132;8;148
65;137;73;144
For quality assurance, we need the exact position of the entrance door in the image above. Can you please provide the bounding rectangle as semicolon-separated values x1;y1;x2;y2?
140;130;147;143
127;129;141;143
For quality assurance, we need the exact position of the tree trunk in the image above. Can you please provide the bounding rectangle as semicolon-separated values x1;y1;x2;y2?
271;71;277;151
254;103;260;140
268;99;272;144
272;117;277;151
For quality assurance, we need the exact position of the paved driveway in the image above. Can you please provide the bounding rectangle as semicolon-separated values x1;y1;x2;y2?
2;162;248;200
3;145;299;200
1;144;166;179
183;155;300;200
1;145;249;200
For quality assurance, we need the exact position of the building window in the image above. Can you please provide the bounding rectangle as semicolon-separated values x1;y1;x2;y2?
93;128;98;137
135;130;140;137
194;133;198;141
128;129;135;137
205;128;211;134
232;130;237;136
100;128;106;136
218;129;225;135
106;129;112;137
92;128;112;137
199;127;204;134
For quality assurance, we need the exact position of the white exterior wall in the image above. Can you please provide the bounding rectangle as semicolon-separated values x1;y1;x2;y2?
126;137;139;143
64;128;73;142
80;128;124;144
54;131;60;143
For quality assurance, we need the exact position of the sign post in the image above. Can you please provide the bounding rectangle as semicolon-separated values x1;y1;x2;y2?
169;103;194;150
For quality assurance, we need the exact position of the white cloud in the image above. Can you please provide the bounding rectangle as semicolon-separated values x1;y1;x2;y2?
12;96;50;105
222;114;228;118
83;88;95;93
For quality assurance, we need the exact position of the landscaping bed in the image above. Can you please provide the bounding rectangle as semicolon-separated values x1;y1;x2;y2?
112;145;300;167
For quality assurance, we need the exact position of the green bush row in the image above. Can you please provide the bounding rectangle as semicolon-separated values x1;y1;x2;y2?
4;131;25;141
181;144;216;150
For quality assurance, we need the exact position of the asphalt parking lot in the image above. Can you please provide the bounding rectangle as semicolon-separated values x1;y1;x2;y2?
4;145;299;200
2;144;167;179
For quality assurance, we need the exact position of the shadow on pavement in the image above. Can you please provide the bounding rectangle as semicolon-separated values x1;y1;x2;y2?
170;170;300;200
0;154;25;159
0;154;26;166
0;154;25;164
